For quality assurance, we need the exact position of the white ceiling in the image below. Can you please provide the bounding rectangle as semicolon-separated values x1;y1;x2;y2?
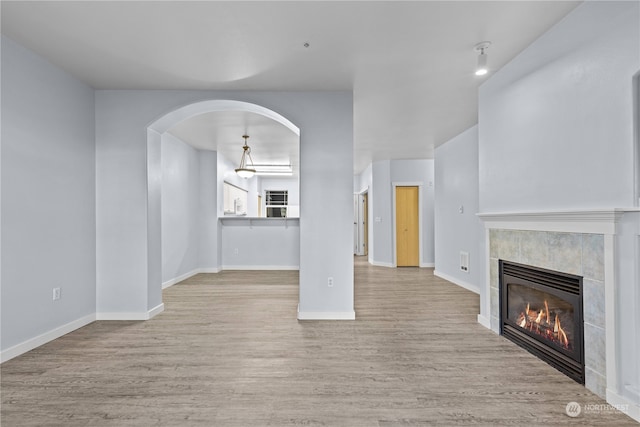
1;1;580;174
167;111;300;177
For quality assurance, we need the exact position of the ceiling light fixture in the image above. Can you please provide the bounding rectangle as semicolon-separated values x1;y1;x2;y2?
475;41;491;76
235;135;256;179
253;164;293;176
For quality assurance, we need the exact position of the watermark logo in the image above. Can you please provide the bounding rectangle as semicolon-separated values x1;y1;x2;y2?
565;401;582;417
565;401;629;417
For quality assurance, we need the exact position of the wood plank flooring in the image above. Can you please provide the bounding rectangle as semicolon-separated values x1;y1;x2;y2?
1;258;636;426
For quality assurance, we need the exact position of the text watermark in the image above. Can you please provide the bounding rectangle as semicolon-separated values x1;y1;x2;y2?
566;401;630;417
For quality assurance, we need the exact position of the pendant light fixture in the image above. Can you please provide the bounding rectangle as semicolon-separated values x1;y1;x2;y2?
474;41;491;76
235;135;256;179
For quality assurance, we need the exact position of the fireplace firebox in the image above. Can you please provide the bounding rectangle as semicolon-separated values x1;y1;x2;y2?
500;260;584;384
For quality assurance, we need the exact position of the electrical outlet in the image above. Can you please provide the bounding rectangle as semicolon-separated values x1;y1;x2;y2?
234;248;239;255
53;287;61;301
327;277;334;287
460;251;469;273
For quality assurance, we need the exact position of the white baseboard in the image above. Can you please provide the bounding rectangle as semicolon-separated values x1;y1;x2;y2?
162;269;199;289
221;265;299;271
298;310;356;320
97;303;164;321
607;388;640;423
433;270;480;295
1;313;96;363
477;314;491;330
370;260;394;268
148;303;164;319
420;262;435;268
162;268;221;289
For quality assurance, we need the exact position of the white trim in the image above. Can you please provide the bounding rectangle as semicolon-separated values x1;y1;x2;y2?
477;208;639;235
477;314;491;330
162;269;200;289
221;265;299;271
298;310;356;320
604;234;618;394
420;262;435;268
370;260;394;268
97;303;164;321
147;303;165;319
483;228;492;328
633;71;640;207
434;270;480;294
162;268;221;289
606;389;640;423
1;313;96;363
148;100;300;136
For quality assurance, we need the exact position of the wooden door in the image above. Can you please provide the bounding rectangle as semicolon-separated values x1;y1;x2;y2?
395;186;419;267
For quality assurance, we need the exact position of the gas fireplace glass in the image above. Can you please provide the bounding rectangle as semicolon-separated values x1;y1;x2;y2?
500;261;584;384
507;283;575;352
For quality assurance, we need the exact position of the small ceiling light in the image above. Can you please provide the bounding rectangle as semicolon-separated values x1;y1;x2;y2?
235;135;256;179
475;41;491;76
253;164;293;176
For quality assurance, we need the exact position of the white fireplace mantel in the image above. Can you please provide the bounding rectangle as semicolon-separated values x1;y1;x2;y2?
477;207;640;422
477;208;640;235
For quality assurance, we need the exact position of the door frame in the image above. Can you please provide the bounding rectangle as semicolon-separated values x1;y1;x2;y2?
392;182;423;267
353;188;369;256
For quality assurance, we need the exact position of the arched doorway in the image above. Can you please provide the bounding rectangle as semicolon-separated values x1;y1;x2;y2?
146;99;301;304
96;92;353;321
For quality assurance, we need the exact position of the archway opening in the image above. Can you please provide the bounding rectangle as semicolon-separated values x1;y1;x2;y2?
147;100;300;300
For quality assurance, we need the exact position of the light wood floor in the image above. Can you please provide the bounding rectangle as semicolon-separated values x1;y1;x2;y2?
1;258;636;426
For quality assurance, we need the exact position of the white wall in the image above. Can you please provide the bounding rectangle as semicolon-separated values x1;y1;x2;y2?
434;126;481;294
218;152;259;217
258;177;300;217
1;36;96;352
161;133;200;284
364;159;435;268
198;150;219;271
479;1;640;212
390;159;435;267
371;161;393;267
96;92;354;319
476;1;640;414
221;219;300;269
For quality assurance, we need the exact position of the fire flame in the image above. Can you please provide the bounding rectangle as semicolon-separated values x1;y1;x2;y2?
555;314;569;347
515;300;570;349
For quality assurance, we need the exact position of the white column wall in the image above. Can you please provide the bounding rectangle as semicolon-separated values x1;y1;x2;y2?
371;161;393;267
198;150;219;272
161;133;201;285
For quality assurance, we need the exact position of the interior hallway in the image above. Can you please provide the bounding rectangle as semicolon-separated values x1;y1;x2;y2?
1;259;634;426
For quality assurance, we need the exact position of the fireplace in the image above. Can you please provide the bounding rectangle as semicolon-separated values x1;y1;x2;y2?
500;260;584;384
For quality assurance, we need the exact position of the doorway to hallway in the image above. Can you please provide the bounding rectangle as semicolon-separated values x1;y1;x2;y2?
395;186;419;266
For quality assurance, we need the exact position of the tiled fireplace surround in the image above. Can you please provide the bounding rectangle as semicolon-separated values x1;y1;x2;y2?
489;228;604;393
478;209;640;422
